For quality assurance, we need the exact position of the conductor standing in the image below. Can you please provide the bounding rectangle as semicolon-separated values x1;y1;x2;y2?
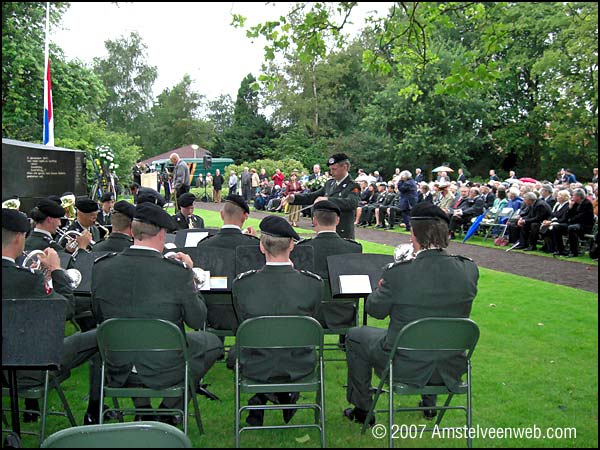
282;153;360;239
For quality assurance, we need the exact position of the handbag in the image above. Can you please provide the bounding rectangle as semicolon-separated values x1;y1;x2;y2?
494;236;509;246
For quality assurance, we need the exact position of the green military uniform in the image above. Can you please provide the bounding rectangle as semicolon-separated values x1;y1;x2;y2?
346;249;479;411
197;227;259;331
297;232;362;329
173;211;205;230
91;232;133;252
232;264;323;382
292;174;360;239
24;229;63;253
91;247;223;408
66;220;102;246
2;257;98;390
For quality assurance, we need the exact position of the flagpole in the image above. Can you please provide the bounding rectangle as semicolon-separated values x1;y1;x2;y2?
43;1;54;146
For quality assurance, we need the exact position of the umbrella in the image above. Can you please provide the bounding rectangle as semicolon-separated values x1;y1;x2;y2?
462;210;487;243
519;177;538;184
432;166;454;173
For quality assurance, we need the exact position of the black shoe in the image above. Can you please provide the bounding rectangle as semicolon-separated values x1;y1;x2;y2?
246;395;265;427
419;400;437;420
565;253;578;258
157;414;181;426
83;411;99;425
375;224;384;229
282;392;300;424
553;251;568;257
523;246;536;251
134;413;157;422
343;407;375;426
23;399;39;423
338;334;347;351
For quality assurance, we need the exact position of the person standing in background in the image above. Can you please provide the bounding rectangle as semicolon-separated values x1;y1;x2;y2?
170;153;190;201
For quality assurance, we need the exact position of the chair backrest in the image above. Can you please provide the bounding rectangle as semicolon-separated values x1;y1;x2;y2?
97;318;187;360
235;316;323;351
390;318;480;362
498;207;514;219
41;421;192;448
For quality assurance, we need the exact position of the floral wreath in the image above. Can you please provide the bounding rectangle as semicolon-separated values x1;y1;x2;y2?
95;145;119;172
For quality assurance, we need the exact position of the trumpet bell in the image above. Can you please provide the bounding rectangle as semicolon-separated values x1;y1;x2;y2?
64;268;82;289
394;243;415;262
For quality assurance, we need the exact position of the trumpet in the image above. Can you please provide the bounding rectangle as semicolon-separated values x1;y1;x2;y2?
22;250;82;289
164;251;209;290
56;228;95;254
393;243;415;262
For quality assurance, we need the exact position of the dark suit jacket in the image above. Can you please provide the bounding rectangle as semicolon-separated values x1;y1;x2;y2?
297;232;362;328
292;175;360;239
173;212;205;231
232;265;322;383
523;199;552;225
567;199;595;228
91;248;207;389
366;249;478;390
25;230;64;253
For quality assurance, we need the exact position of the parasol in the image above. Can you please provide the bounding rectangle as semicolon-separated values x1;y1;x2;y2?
432;166;454;173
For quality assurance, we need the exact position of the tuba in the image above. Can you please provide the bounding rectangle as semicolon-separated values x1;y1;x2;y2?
60;194;76;222
22;250;82;289
2;198;21;210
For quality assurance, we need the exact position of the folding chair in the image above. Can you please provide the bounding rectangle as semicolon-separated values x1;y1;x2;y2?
41;421;192;448
361;318;480;448
479;207;515;240
2;372;76;443
96;319;203;435
234;316;326;448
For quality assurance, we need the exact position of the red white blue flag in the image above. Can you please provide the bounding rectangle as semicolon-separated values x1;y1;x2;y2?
43;2;54;146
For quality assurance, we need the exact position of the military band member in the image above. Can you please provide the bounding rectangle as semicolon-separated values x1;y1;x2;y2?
2;208;101;425
62;197;101;253
343;202;479;425
296;200;362;346
232;215;323;427
173;193;205;230
91;203;223;421
96;192;114;227
283;153;360;239
197;194;258;333
130;182;167;207
91;200;135;252
25;198;67;253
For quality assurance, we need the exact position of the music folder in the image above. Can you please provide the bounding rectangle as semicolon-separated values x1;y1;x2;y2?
339;275;372;295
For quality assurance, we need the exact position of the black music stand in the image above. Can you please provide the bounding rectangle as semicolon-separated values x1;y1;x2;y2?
2;299;67;438
174;228;219;249
235;245;315;274
179;246;236;292
327;253;394;325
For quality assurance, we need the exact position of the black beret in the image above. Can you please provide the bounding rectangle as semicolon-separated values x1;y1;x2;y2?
47;195;62;204
259;215;300;241
313;200;340;216
37;198;65;218
134;203;176;231
225;194;250;214
327;153;350;166
75;196;99;213
100;192;114;203
178;193;196;208
410;202;450;224
113;200;136;220
2;208;30;233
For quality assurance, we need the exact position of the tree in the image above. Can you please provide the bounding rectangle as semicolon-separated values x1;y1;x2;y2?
221;74;275;161
93;31;157;134
137;75;215;158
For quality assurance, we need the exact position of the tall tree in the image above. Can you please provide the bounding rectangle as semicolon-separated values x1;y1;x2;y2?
222;74;275;161
138;75;215;158
93;31;157;134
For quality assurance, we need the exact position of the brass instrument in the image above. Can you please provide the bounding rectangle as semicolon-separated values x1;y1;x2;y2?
2;198;20;210
95;221;111;239
22;250;82;289
164;251;209;290
393;243;415;262
188;215;194;229
56;228;96;254
60;194;76;220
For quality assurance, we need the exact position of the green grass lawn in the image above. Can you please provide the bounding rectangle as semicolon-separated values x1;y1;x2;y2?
8;214;597;447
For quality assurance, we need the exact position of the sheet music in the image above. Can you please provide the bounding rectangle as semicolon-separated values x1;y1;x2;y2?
339;275;372;295
209;277;228;290
184;232;208;247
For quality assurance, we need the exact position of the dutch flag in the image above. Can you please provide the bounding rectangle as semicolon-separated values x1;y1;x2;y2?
43;2;54;146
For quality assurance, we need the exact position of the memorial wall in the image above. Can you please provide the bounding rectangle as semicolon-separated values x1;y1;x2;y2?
2;138;87;213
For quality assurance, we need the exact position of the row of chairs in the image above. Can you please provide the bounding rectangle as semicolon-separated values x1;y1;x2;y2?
5;315;479;448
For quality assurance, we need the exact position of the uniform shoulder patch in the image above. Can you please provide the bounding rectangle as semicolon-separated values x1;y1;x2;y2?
452;254;474;262
94;252;118;264
236;269;257;281
299;269;322;281
163;256;188;269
